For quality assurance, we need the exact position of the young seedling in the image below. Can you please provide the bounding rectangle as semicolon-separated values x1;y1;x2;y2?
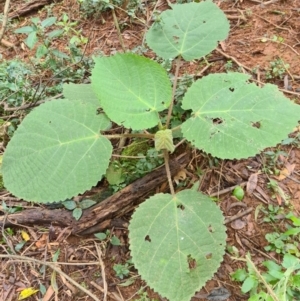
3;2;300;301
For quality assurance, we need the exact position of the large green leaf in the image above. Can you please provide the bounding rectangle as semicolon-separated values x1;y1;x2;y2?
146;2;229;60
129;190;226;301
2;99;112;203
63;83;101;110
181;73;300;159
91;53;172;130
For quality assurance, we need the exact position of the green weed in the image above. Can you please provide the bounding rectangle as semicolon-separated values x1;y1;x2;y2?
78;0;143;18
232;253;300;301
266;58;290;80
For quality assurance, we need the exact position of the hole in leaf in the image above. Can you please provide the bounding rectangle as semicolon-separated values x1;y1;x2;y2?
187;255;197;270
173;36;180;43
177;204;185;210
96;108;104;114
161;101;165;105
208;225;214;232
251;121;261;128
206;253;212;260
203;20;206;23
212;118;223;125
229;87;234;92
145;235;151;242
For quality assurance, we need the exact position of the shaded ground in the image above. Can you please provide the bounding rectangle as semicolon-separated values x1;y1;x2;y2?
1;0;300;300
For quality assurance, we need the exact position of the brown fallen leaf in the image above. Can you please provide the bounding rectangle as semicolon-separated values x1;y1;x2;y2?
246;173;258;195
35;233;48;249
174;169;187;185
276;163;295;181
231;219;246;230
219;40;227;51
42;285;54;301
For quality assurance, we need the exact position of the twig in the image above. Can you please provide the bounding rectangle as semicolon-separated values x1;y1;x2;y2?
253;37;299;56
263;0;280;4
248;0;280;4
279;88;300;96
252;13;291;32
215;48;252;72
105;133;154;139
0;0;10;44
112;9;126;52
0;38;14;47
1;213;16;255
166;57;182;129
90;281;123;301
2;97;57;112
251;78;300;96
245;254;280;301
95;243;107;301
209;182;247;197
253;192;268;204
117;129;130;155
0;254;101;301
224;207;253;224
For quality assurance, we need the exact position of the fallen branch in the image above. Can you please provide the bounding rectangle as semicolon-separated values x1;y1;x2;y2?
8;0;58;19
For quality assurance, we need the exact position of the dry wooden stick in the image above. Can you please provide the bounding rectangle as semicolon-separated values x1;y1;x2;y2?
112;9;126;52
0;0;10;44
253;37;299;56
215;48;252;72
224;207;253;224
95;243;108;301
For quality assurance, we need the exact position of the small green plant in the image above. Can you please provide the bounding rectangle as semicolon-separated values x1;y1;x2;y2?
259;204;285;223
56;13;88;46
267;179;289;204
8;16;93;108
262;149;287;175
224;60;233;72
265;58;290;80
135;290;159;301
61;199;97;220
1;201;23;214
0;60;35;107
14;15;91;74
113;262;131;279
94;230;121;246
3;2;300;301
232;253;300;301
264;212;300;257
15;16;64;53
78;0;142;18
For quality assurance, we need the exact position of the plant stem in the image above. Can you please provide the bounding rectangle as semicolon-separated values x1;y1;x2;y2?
163;149;175;195
166;57;182;129
105;133;154;139
112;9;126;52
244;254;280;301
